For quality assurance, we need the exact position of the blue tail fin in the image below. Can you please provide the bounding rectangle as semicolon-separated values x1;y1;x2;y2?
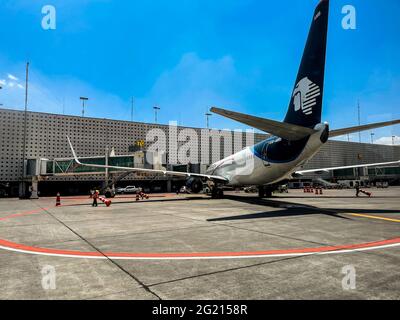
284;0;329;128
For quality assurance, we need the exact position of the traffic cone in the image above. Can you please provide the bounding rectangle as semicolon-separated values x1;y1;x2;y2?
99;197;111;207
56;193;61;207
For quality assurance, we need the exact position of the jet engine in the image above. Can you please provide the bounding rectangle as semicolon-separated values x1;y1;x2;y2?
185;177;204;194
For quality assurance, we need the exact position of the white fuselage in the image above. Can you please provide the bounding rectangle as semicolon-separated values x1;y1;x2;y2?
206;123;327;187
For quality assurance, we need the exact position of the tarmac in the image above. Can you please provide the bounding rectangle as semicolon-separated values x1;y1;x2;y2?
0;187;399;300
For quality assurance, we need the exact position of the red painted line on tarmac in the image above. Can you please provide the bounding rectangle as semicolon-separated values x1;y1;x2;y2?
0;238;104;257
0;208;49;221
0;235;399;259
0;206;400;260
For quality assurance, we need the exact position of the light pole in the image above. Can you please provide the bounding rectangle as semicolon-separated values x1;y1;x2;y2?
370;133;375;144
20;62;29;198
153;105;160;124
0;86;2;106
393;136;396;146
80;97;89;117
358;100;361;143
205;113;212;129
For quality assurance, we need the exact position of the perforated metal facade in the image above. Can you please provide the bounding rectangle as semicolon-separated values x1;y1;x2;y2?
1;108;399;183
0;108;263;182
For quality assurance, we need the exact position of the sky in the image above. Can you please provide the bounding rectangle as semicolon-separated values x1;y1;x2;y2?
0;0;399;145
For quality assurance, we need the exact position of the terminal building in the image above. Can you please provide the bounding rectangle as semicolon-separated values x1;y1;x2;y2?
1;107;399;197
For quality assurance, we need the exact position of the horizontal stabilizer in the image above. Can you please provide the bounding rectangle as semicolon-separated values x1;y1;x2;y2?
211;107;316;141
330;119;400;138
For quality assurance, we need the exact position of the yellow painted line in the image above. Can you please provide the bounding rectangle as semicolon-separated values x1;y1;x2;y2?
351;213;400;223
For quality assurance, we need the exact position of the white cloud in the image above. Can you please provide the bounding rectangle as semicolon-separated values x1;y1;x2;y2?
0;79;6;86
7;74;18;81
375;136;400;146
0;54;250;129
136;52;252;128
0;64;130;120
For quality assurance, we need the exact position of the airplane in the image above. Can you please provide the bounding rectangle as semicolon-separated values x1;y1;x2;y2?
67;0;400;199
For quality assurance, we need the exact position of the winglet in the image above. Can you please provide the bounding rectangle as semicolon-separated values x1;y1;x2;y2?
66;135;82;165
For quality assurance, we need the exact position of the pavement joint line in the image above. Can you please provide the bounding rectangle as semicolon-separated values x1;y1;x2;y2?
147;255;306;288
30;201;162;301
82;224;222;241
210;221;331;247
159;211;332;248
28;224;222;249
146;241;400;287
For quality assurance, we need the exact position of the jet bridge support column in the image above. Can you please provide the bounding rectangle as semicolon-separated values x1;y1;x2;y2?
30;176;39;199
167;179;172;193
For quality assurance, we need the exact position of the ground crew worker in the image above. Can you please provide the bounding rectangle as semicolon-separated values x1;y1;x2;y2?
355;182;360;197
92;190;99;207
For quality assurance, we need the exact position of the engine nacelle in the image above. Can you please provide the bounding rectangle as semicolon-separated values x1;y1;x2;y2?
186;178;203;194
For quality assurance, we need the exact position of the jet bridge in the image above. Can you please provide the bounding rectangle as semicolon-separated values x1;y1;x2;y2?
21;152;161;198
27;154;144;177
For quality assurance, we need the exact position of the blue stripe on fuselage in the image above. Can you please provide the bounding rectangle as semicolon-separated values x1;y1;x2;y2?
251;136;309;164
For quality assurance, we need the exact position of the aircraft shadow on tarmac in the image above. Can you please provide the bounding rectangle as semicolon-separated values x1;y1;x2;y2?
207;195;399;222
61;194;399;222
274;195;400;199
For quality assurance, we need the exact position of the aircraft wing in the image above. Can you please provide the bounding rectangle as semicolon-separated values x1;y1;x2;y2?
296;160;400;175
211;107;317;140
330;119;400;138
67;136;229;183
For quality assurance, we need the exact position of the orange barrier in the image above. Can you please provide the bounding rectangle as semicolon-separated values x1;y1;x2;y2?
360;190;372;197
136;192;150;201
55;193;61;207
99;197;112;207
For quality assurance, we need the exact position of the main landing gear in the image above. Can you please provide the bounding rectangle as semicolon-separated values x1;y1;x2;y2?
258;186;273;198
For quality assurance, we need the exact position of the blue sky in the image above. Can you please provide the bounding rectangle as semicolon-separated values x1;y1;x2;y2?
0;0;399;144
